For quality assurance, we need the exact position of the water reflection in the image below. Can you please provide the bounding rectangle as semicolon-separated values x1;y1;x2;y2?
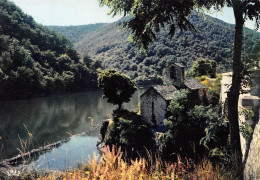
30;135;99;170
0;89;146;163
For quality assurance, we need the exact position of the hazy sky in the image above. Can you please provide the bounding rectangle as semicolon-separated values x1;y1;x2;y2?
11;0;122;25
10;0;260;32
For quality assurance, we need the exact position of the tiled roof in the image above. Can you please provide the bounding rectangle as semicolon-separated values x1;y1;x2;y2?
184;77;207;90
153;85;177;100
140;78;207;101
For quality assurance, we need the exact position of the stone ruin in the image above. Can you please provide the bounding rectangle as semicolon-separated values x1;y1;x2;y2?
240;70;260;180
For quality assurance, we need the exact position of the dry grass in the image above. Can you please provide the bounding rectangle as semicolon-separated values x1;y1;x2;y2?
33;146;233;180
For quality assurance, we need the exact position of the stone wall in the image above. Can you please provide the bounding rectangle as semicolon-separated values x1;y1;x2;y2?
140;88;167;126
243;105;260;179
221;70;260;179
240;70;260;180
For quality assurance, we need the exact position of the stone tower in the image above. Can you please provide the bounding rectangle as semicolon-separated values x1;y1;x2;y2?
165;63;185;88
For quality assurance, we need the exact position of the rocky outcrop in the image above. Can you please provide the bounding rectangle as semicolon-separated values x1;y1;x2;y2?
96;119;110;154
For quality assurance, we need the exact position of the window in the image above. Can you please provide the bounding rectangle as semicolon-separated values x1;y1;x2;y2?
170;66;175;79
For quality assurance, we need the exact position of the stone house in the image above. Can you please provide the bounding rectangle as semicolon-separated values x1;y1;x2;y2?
140;63;208;126
140;85;176;126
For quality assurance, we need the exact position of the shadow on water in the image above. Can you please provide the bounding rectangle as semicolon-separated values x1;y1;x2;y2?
0;89;146;170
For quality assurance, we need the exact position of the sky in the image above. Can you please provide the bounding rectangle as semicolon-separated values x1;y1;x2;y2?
10;0;122;26
10;0;260;32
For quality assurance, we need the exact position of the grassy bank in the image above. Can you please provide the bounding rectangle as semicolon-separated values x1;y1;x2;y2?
19;146;235;180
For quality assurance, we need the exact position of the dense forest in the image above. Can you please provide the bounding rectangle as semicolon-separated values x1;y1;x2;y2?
0;0;97;100
48;23;107;43
51;14;260;84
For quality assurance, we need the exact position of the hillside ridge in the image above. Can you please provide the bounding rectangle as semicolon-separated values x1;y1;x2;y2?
49;13;260;84
0;0;97;100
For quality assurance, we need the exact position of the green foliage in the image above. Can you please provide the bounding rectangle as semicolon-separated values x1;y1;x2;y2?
191;58;217;78
47;23;107;43
163;89;202;160
196;74;222;107
244;34;260;70
240;122;253;142
239;107;254;142
163;89;230;163
98;69;136;108
0;0;97;100
200;114;230;164
105;109;154;159
239;106;254;120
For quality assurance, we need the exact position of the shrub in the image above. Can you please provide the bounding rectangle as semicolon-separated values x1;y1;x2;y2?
98;69;136;109
191;58;217;78
162;89;230;163
105;109;154;159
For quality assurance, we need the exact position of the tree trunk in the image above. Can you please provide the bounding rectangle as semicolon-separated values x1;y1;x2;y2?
227;1;244;178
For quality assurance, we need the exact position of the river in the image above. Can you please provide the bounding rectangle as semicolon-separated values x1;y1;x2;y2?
0;88;146;170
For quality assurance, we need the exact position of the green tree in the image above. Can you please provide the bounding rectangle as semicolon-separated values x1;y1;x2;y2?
105;109;154;159
163;89;228;162
191;58;216;78
247;40;260;69
99;0;260;172
98;69;137;109
83;55;93;68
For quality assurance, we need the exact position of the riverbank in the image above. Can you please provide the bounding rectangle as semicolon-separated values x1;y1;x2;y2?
0;126;99;168
6;146;234;180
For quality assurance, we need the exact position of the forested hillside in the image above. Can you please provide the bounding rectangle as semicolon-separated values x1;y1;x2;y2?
48;23;107;43
53;14;260;84
0;0;97;100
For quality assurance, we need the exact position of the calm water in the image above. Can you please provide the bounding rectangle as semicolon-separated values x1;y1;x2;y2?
0;89;146;170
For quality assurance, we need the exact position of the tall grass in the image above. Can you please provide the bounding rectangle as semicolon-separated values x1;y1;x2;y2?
33;146;233;180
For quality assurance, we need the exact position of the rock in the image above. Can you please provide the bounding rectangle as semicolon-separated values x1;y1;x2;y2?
155;132;165;156
96;119;110;154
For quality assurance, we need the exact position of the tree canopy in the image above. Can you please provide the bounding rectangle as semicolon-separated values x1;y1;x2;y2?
163;89;229;162
98;69;137;108
0;0;97;100
191;58;217;78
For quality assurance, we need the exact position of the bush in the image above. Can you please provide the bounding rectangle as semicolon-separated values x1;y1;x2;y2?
162;89;230;163
191;58;217;78
105;108;154;159
98;69;137;108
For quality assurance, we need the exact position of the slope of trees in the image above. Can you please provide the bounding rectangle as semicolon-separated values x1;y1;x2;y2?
48;23;107;43
53;14;260;83
0;0;97;100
